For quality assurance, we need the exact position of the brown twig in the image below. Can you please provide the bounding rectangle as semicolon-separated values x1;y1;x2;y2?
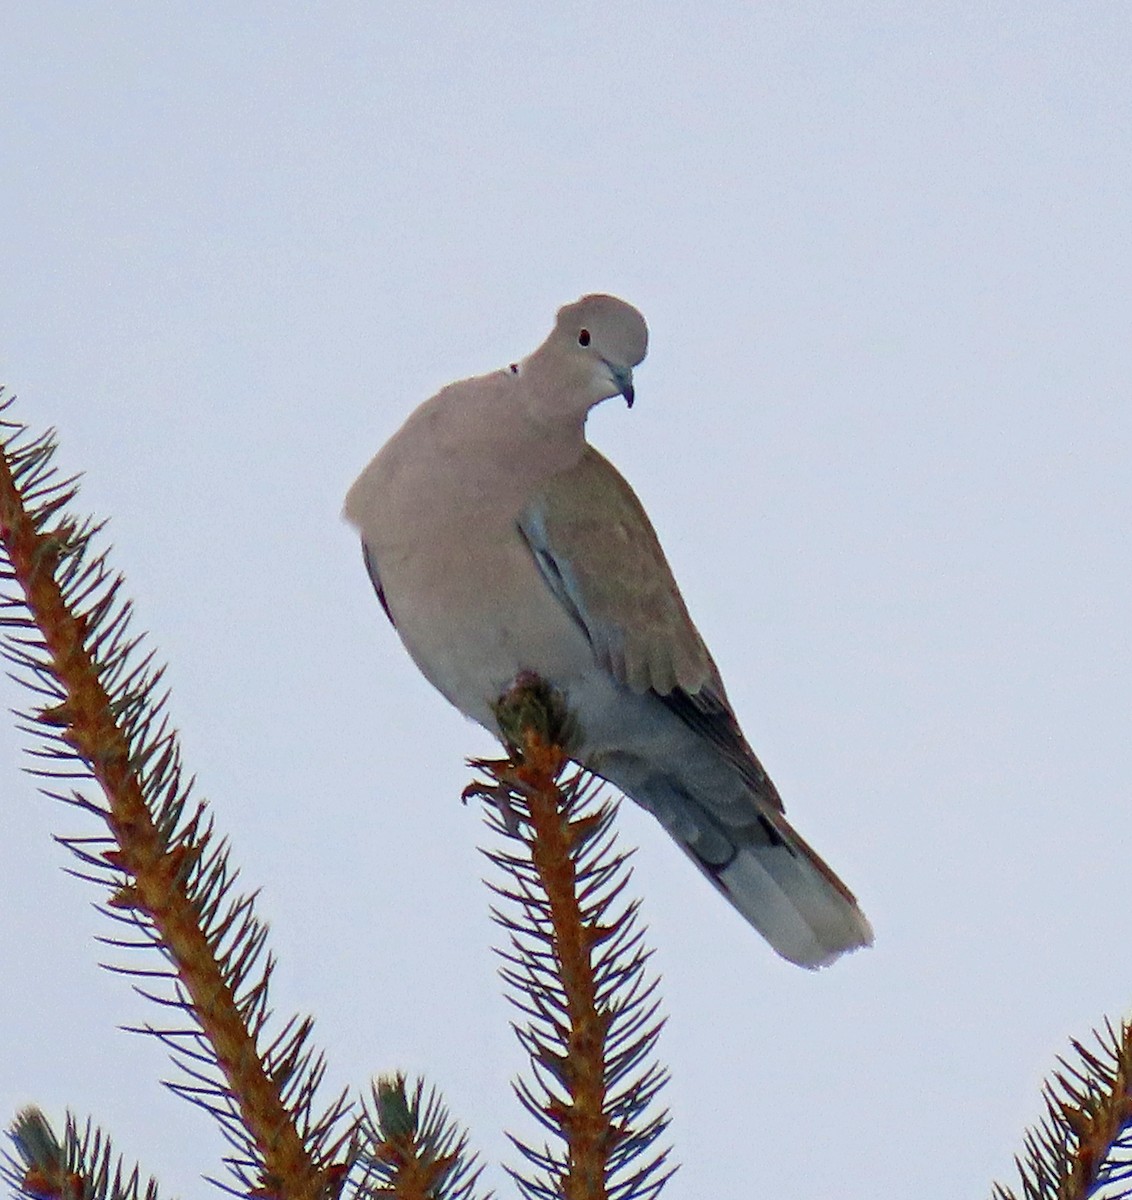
1057;1023;1132;1198
472;677;670;1200
514;733;614;1200
6;1108;159;1200
361;1075;468;1200
0;435;332;1200
995;1016;1132;1200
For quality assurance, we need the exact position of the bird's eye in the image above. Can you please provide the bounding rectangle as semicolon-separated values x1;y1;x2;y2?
578;329;591;346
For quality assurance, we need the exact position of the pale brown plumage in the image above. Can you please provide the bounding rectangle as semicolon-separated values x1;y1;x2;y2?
345;295;873;966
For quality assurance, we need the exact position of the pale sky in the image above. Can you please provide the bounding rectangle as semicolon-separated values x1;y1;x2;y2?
2;5;1131;1198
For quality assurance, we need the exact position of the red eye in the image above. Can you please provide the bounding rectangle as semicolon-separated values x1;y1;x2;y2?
578;329;591;346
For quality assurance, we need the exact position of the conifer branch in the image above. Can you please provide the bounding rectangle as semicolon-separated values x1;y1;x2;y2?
353;1076;487;1200
2;393;664;1200
0;394;351;1200
3;1107;160;1200
468;676;672;1200
994;1018;1132;1200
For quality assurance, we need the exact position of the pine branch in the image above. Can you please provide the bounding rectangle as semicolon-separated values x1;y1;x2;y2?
3;1107;160;1200
353;1076;487;1200
468;676;673;1200
0;393;351;1200
994;1018;1132;1200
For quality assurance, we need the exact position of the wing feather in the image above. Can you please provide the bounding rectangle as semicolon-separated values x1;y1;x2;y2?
518;448;780;805
519;449;711;691
360;541;396;627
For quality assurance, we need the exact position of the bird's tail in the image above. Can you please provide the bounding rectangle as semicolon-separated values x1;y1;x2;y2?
660;800;873;969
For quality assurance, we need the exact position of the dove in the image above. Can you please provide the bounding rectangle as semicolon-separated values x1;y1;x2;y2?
344;294;872;967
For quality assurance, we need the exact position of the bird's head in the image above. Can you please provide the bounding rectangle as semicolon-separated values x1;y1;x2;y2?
542;294;649;411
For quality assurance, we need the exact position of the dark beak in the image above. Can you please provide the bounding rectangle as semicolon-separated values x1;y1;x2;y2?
609;364;635;408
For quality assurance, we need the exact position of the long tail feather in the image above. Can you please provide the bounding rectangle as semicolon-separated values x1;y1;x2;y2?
705;809;873;968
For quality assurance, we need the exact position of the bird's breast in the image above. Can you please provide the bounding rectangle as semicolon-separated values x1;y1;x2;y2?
346;410;592;727
382;531;593;728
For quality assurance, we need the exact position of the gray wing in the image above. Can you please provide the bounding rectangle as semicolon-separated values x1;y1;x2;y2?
518;447;780;805
360;541;396;627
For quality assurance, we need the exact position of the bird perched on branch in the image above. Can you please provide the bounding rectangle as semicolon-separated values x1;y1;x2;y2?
344;295;872;968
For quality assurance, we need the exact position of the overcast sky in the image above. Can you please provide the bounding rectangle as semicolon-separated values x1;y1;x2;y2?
2;5;1131;1198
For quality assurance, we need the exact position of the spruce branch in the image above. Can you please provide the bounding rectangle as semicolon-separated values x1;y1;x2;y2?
353;1076;487;1200
2;1107;160;1200
994;1018;1132;1200
0;393;351;1200
468;676;673;1200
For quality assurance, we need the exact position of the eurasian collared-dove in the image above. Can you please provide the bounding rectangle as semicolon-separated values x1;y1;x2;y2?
344;294;872;968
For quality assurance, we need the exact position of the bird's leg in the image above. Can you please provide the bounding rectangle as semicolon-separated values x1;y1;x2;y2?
465;675;572;836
